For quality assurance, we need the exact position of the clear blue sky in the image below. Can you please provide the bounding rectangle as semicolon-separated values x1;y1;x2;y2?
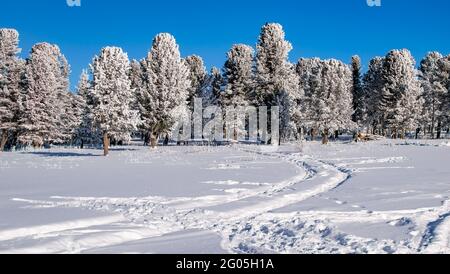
1;0;449;89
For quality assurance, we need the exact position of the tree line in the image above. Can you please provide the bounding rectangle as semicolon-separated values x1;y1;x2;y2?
1;23;449;155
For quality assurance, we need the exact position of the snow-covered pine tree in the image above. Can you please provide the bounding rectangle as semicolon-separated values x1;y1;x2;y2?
53;53;79;144
362;57;385;133
351;55;364;126
129;59;145;114
380;49;422;138
17;43;69;147
185;55;207;107
222;44;254;141
296;58;323;140
129;59;148;142
443;55;450;134
298;59;353;144
0;85;13;150
222;44;254;109
0;28;23;151
63;92;84;145
419;52;448;139
254;23;292;106
139;33;190;148
254;23;300;142
393;78;423;139
74;70;97;148
282;63;302;142
203;66;224;108
90;47;139;156
321;59;354;144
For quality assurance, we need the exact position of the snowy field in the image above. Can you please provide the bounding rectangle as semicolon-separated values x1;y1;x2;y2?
0;139;450;254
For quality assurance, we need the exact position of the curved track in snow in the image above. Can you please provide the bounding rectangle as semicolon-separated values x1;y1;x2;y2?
2;145;449;254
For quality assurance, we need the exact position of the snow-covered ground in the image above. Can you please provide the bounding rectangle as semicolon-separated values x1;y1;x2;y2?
0;139;449;254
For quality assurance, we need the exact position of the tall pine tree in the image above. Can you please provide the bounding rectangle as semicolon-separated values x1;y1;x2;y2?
185;55;207;107
0;29;24;151
18;43;69;147
222;44;254;109
90;47;139;156
254;23;300;142
362;57;385;133
351;55;364;126
380;49;422;138
138;33;190;148
419;52;448;139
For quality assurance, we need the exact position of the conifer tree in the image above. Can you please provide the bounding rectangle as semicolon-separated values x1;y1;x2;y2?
138;33;190;148
419;52;449;139
351;55;364;125
0;29;23;151
90;47;139;156
18;43;69;147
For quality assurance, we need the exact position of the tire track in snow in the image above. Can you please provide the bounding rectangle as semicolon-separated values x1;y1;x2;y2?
5;146;345;253
417;200;450;253
9;146;446;254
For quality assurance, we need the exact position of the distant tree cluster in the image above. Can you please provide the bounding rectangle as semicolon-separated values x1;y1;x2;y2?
1;24;450;154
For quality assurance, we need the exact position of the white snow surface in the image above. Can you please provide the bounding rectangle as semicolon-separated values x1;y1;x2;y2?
0;140;449;254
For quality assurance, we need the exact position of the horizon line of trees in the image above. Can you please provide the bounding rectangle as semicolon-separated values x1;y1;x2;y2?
1;24;450;155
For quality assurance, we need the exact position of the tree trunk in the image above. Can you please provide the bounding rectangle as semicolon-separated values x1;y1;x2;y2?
311;129;316;142
103;133;109;156
431;111;435;139
144;132;150;146
436;120;442;139
150;132;158;148
322;129;329;145
0;131;8;152
80;139;84;150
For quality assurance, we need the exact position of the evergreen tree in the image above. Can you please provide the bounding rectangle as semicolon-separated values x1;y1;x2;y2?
222;44;254;141
222;44;254;108
296;58;323;139
379;49;422;138
298;58;353;144
74;70;97;148
362;57;385;133
319;59;354;144
0;29;23;151
443;55;450;133
138;33;190;148
419;52;448;139
254;23;292;105
54;54;78;144
90;47;139;156
129;59;145;114
203;66;224;107
254;23;300;142
17;43;69;147
185;55;207;107
351;55;364;125
393;80;423;138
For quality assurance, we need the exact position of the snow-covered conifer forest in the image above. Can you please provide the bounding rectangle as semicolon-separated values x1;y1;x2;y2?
1;24;450;254
2;24;449;152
